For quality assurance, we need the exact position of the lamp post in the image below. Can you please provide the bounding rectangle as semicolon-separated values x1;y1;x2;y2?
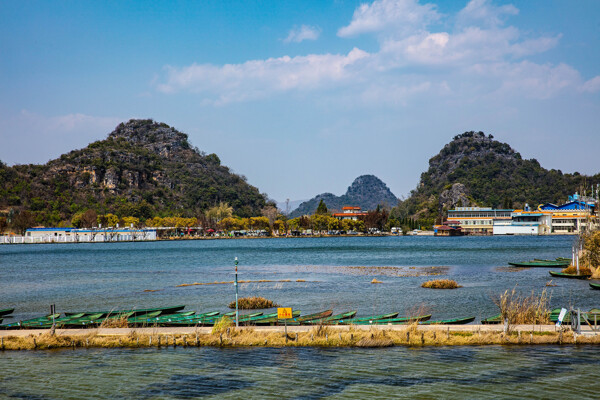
234;257;239;327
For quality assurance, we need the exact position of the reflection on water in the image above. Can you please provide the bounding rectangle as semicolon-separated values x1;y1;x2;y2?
1;345;598;399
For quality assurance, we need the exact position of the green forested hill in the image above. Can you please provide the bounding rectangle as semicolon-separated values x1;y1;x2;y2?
0;119;266;226
397;131;599;223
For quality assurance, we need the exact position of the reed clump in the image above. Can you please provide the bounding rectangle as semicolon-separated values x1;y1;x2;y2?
99;315;130;328
228;296;279;309
495;287;551;328
211;316;233;334
421;279;461;289
561;265;592;275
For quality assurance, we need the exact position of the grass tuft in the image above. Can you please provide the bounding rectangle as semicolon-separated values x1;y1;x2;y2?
494;287;551;328
211;316;233;334
421;279;461;289
228;296;279;309
371;278;383;284
561;265;592;275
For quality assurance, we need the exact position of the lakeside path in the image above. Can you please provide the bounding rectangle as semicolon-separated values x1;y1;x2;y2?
2;325;599;350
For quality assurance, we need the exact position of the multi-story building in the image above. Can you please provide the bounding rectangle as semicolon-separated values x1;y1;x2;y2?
539;196;597;234
446;207;513;235
332;206;368;221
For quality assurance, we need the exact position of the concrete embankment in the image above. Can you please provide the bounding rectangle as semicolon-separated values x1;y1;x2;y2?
1;325;598;350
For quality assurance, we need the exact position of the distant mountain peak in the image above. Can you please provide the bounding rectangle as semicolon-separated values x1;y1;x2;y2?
108;119;192;158
288;175;398;217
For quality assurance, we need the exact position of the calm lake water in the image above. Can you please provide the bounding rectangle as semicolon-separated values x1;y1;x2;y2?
1;236;598;399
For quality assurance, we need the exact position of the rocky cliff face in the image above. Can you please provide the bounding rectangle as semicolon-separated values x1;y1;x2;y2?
0;119;267;225
289;175;398;217
400;131;598;221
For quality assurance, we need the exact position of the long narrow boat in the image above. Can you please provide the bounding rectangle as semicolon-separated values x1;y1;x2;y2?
549;271;591;280
420;316;475;325
1;314;61;329
481;314;502;324
61;313;106;328
350;314;432;325
129;311;203;326
509;260;569;268
590;282;600;290
252;311;303;325
65;305;186;318
163;312;263;327
281;310;333;326
0;308;14;317
304;311;357;325
27;313;89;329
345;312;399;325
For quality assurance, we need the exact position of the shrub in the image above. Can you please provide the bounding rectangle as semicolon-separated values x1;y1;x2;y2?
561;265;591;275
228;296;279;309
421;279;461;289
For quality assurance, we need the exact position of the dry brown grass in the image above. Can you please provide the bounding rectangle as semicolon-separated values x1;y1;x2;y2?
561;265;592;275
421;279;461;289
495;287;551;329
99;315;130;328
211;316;233;334
2;326;600;350
228;296;279;309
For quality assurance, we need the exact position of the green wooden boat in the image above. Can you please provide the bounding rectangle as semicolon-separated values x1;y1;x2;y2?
61;313;106;328
1;314;61;329
350;314;432;325
0;308;14;317
509;260;570;268
130;311;205;326
65;305;186;318
481;314;502;324
549;271;591;280
590;282;600;290
252;311;302;325
420;316;475;325
164;312;263;327
345;312;399;325
282;310;334;326
304;311;357;325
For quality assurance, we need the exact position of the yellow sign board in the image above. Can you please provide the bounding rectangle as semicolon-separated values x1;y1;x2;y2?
277;307;293;319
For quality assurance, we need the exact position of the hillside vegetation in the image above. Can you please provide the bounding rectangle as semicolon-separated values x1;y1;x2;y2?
395;131;599;224
0;119;267;227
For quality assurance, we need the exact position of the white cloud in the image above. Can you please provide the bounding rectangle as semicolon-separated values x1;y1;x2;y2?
157;48;370;104
284;25;321;43
337;0;439;38
457;0;518;27
154;0;586;105
380;27;560;67
470;61;582;99
581;76;600;93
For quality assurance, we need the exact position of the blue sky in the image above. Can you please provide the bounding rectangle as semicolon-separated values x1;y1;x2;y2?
1;0;599;203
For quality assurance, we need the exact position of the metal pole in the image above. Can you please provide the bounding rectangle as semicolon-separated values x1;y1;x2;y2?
235;257;239;327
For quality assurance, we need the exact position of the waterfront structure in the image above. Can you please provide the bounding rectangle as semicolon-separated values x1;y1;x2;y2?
0;227;158;244
446;207;512;235
539;198;596;234
433;224;463;236
332;206;368;221
492;209;552;235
